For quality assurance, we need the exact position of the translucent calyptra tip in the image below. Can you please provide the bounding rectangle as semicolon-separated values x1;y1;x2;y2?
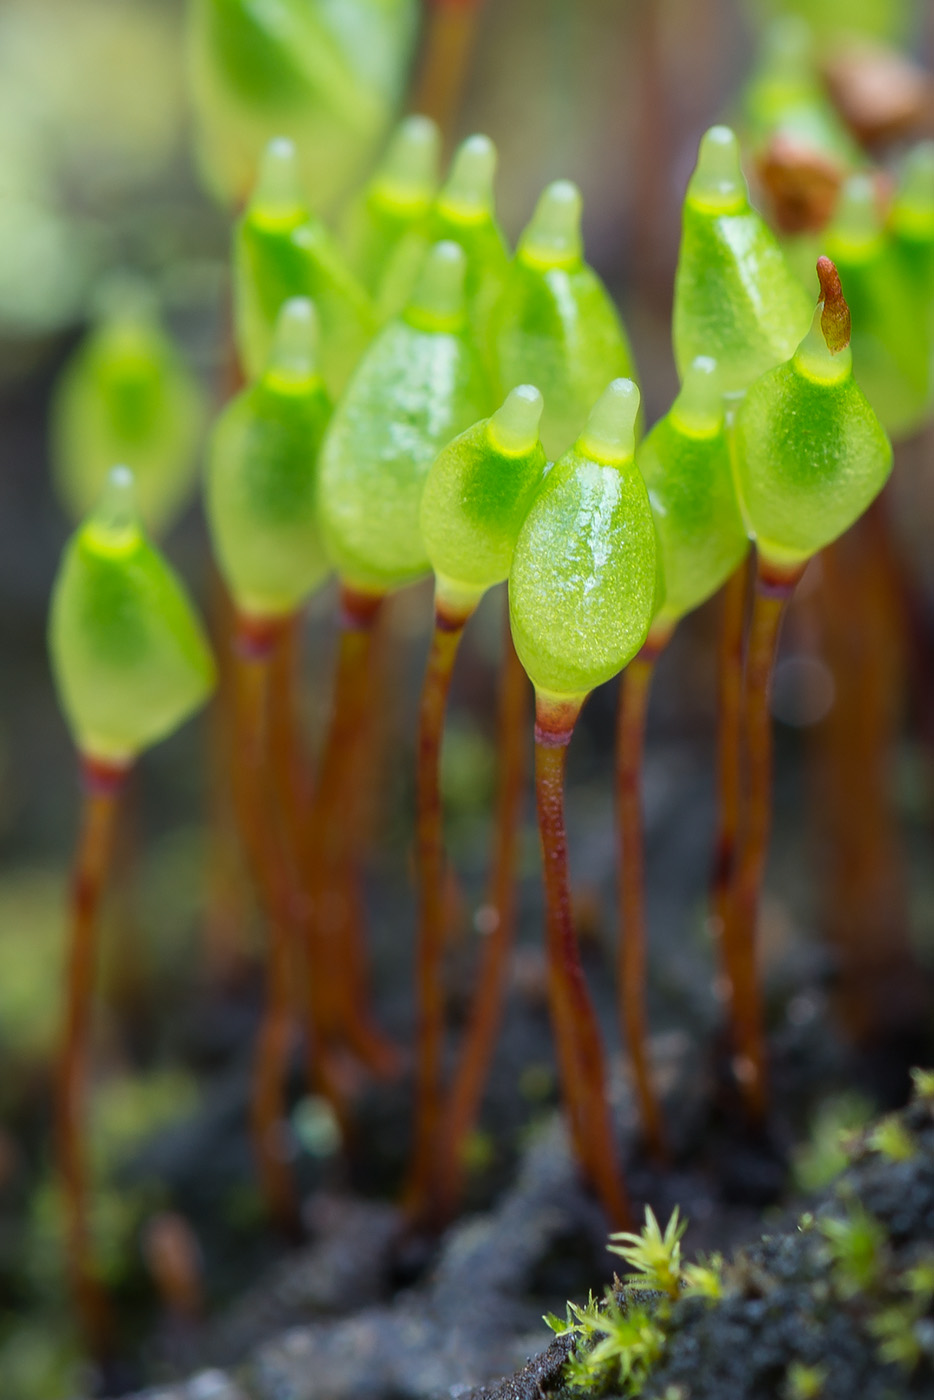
265;297;320;387
251;137;305;221
488;385;544;455
92;270;157;326
794;257;852;383
892;142;934;240
85;465;141;555
407;240;467;326
375;114;441;206
831;174;880;256
671;356;723;435
687;126;747;214
577;378;640;464
438;133;497;219
519;180;583;268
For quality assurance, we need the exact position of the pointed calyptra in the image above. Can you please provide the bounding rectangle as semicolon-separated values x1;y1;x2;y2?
317;241;490;595
673;126;812;396
51;288;206;536
637;357;749;633
825;173;931;439
732;258;892;572
492;181;636;461
420;384;548;617
509;379;657;704
49;467;216;765
186;0;419;211
342;114;441;306
206;298;332;621
425;134;510;358
234;137;376;396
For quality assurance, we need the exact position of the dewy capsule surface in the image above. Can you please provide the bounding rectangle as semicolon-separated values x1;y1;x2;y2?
49;467;216;764
206;298;332;620
673;125;812;395
234;137;376;395
637;356;748;627
493;180;636;461
317;240;490;594
509;378;657;701
420;384;547;613
733;259;893;569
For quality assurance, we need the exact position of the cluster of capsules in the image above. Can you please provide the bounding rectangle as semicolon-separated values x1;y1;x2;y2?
48;110;902;1239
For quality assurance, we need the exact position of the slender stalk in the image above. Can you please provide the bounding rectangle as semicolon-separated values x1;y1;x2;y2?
725;555;803;1122
305;587;400;1079
615;632;670;1162
535;695;632;1227
711;557;751;966
438;608;529;1221
412;0;486;142
267;610;310;882
407;601;471;1221
57;756;127;1353
232;618;299;1233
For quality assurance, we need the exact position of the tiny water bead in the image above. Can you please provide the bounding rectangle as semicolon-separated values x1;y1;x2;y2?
234;137;376;395
673;125;812;395
51;290;206;536
733;258;893;571
420;384;547;617
493;180;636;461
49;467;216;765
207;297;332;621
186;0;419;210
509;378;657;704
318;239;490;595
342;114;441;302
636;356;748;630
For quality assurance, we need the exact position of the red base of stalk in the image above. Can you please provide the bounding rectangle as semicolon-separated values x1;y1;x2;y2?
535;693;632;1228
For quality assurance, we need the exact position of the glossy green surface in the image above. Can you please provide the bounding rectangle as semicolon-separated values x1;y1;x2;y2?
673;126;812;395
235;138;376;395
637;358;748;626
420;385;547;611
49;469;216;764
826;175;932;439
492;181;635;461
733;303;892;568
342;114;441;303
207;299;332;619
51;303;206;535
186;0;419;209
318;241;490;594
509;379;657;702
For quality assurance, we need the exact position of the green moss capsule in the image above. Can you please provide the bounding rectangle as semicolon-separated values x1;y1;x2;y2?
420;384;547;615
509;378;657;703
235;137;376;396
51;290;206;535
50;467;216;764
318;241;489;594
186;0;419;210
825;174;931;439
742;18;857;167
341;114;441;303
637;357;748;629
673;126;812;395
206;298;332;621
492;181;636;461
733;258;892;570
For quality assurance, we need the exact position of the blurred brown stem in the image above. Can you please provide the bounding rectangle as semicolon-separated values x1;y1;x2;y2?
412;0;486;143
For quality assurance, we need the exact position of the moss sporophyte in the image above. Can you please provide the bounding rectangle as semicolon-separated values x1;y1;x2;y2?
509;377;657;1226
49;467;215;1348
